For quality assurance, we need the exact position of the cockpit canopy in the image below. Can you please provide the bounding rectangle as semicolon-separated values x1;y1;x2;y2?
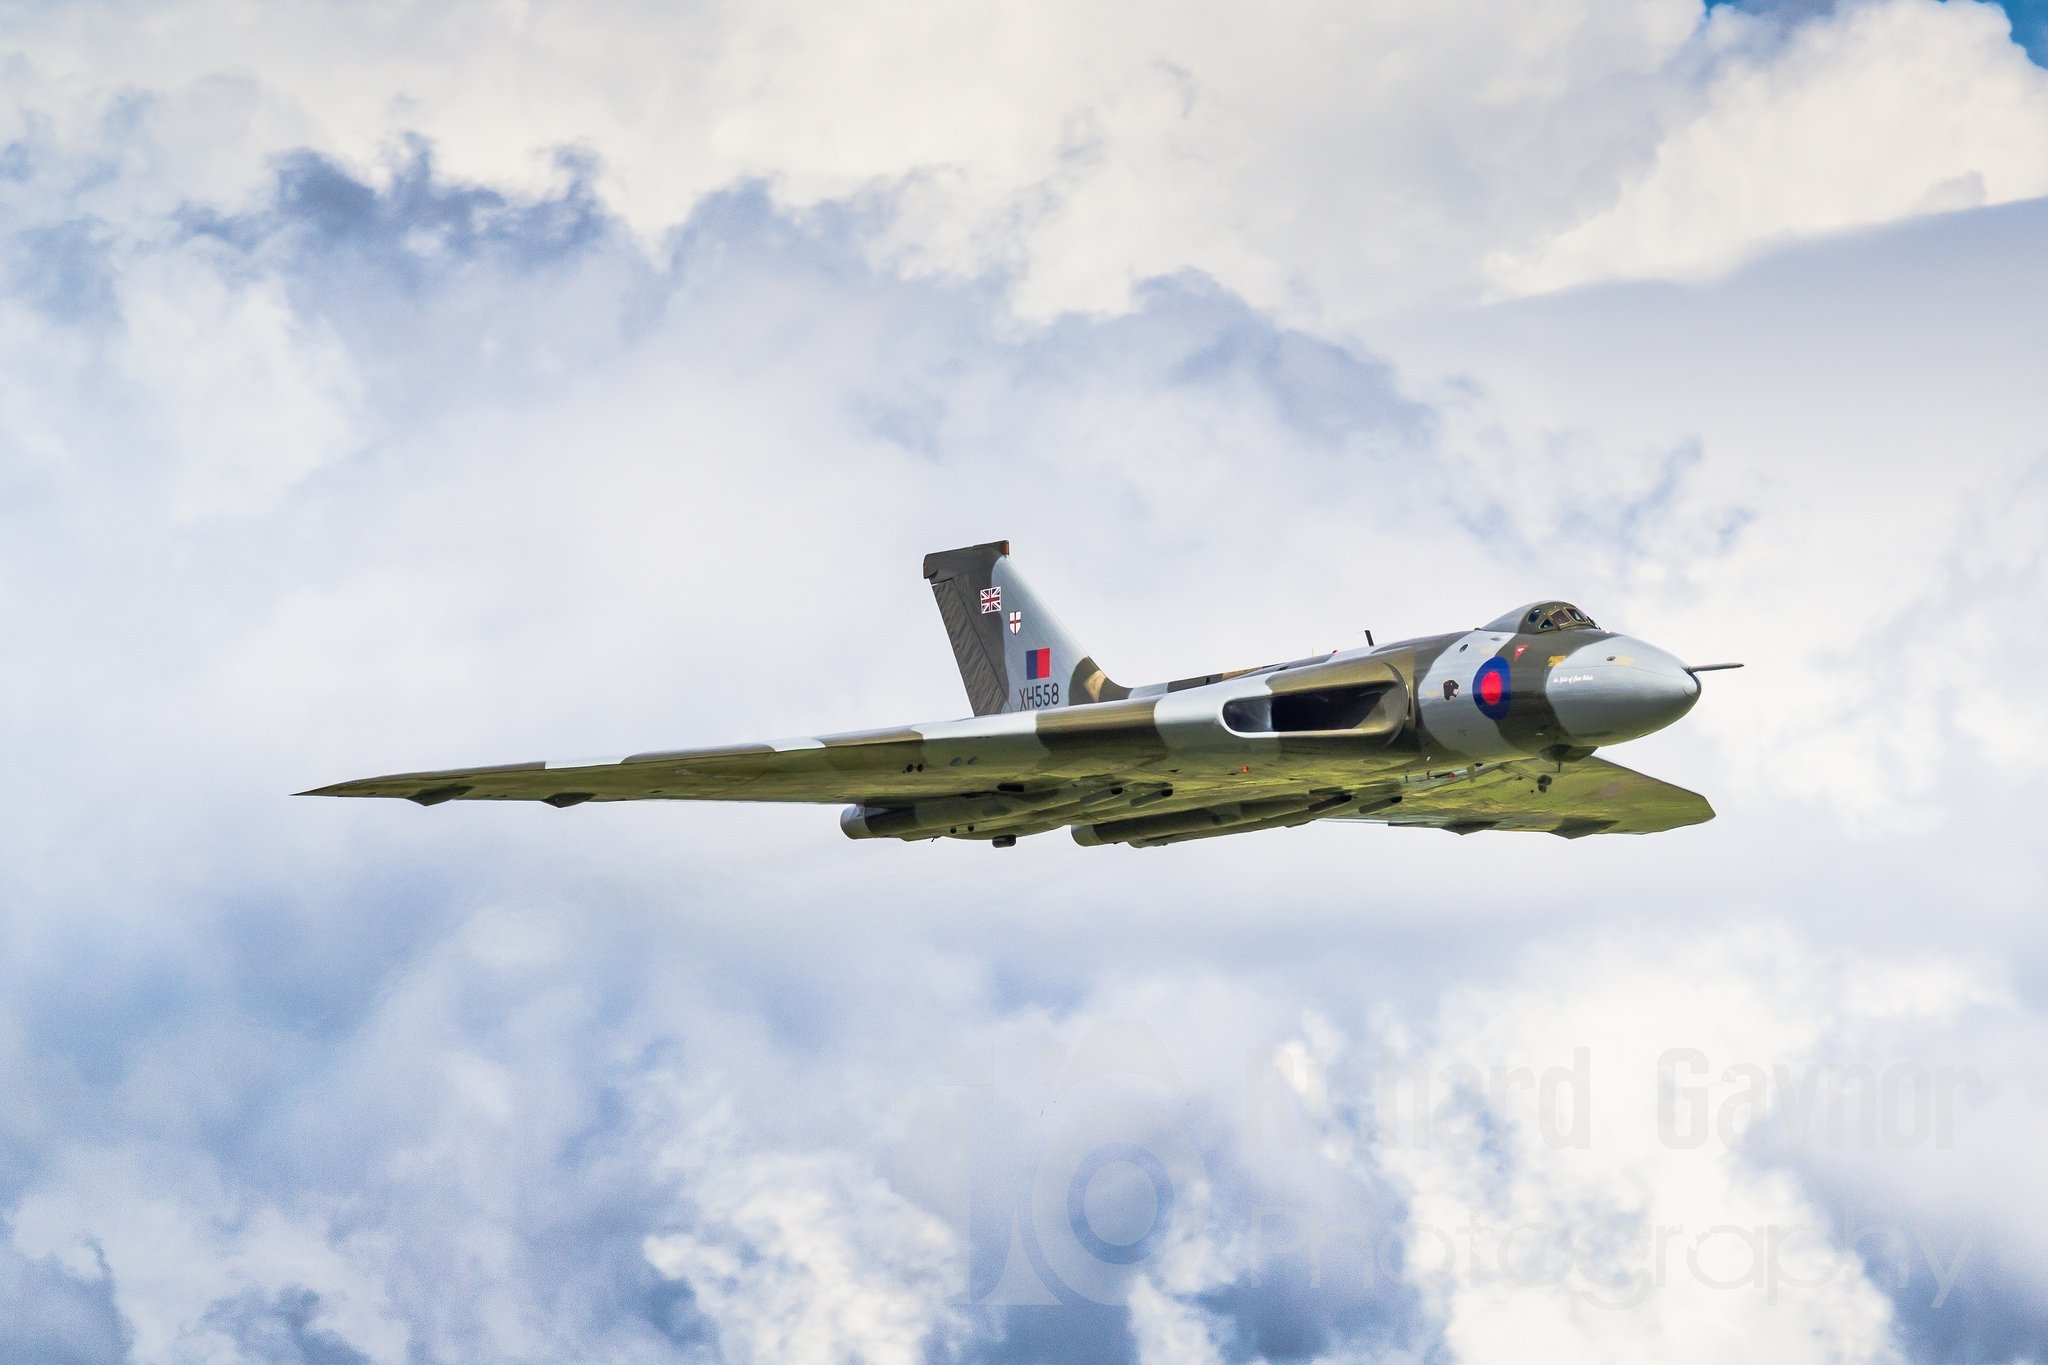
1485;601;1599;634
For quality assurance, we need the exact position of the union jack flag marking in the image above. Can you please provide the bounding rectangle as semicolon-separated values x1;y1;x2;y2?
979;587;1002;614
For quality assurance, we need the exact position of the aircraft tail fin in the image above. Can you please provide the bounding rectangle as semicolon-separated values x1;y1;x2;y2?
922;540;1128;716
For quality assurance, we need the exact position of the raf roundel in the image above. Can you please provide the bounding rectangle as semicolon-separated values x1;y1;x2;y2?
1473;656;1513;720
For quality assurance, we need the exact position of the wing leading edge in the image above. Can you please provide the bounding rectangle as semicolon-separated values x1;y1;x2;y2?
306;728;1709;844
300;733;925;807
1331;756;1712;837
300;698;1175;810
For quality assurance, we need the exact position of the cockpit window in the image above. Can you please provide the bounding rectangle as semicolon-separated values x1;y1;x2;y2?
1486;601;1599;634
1532;604;1596;631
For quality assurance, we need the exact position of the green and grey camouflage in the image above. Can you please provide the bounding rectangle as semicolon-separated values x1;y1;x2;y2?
306;540;1739;847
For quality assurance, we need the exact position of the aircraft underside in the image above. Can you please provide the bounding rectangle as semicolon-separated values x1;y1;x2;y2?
306;540;1728;848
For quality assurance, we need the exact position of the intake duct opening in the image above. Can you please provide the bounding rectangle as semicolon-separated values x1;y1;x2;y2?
1222;682;1402;737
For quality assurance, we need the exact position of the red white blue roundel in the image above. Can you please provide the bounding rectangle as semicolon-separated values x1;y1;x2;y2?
1473;656;1513;720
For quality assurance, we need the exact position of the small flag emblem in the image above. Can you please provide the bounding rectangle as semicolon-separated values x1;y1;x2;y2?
979;587;1002;614
1025;647;1052;680
1008;611;1022;634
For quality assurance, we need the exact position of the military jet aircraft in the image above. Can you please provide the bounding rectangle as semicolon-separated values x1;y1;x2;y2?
306;540;1739;848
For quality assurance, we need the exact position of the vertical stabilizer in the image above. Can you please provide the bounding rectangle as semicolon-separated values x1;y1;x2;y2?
922;541;1128;716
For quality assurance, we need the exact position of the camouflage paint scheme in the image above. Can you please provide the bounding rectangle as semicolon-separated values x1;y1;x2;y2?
305;541;1734;847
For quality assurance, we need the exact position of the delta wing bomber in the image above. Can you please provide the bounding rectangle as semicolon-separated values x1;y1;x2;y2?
306;541;1741;847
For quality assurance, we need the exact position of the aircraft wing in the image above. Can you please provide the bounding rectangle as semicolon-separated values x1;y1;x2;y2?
1332;756;1713;837
304;711;1710;841
299;702;1169;809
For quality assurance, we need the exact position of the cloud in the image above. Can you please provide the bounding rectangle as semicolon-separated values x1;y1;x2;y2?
1494;0;2048;292
1359;926;1994;1363
0;1235;130;1364
1382;191;2048;824
1;6;2047;1362
640;1144;962;1364
6;0;2048;326
200;1288;372;1365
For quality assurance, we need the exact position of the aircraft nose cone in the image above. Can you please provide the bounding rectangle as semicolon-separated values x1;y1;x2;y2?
1546;640;1699;745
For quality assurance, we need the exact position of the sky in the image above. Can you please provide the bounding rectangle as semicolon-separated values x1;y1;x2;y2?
2;0;2048;1360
